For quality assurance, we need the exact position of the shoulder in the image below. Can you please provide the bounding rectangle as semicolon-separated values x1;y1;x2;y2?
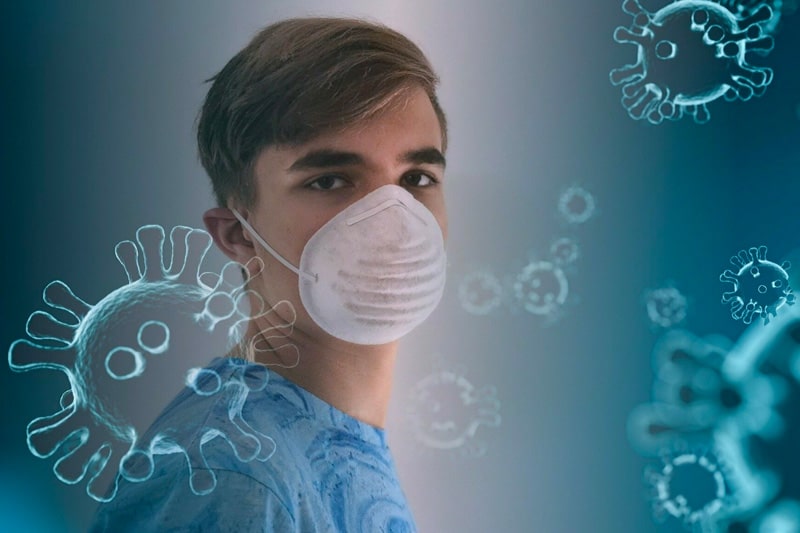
89;457;295;533
88;359;307;533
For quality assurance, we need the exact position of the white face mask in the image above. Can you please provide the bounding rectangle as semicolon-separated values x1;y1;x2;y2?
233;184;447;345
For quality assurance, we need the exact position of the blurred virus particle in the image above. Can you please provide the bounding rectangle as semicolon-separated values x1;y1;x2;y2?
708;305;800;531
650;329;787;439
749;499;800;532
645;285;689;329
610;0;775;124
646;446;736;529
627;329;787;457
557;185;596;225
7;225;291;502
512;260;570;322
716;0;792;34
458;270;504;316
549;237;581;266
720;245;795;325
630;306;800;532
406;364;501;458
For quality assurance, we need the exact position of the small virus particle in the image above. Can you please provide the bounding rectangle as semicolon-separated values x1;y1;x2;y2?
458;270;504;316
406;365;501;458
7;225;293;502
557;185;596;224
549;237;581;266
513;260;570;320
610;0;775;124
720;245;795;325
646;447;734;528
645;285;689;328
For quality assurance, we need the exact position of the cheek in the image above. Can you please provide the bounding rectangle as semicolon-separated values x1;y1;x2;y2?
429;199;448;241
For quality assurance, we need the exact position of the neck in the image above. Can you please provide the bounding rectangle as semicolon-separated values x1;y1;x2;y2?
232;317;399;429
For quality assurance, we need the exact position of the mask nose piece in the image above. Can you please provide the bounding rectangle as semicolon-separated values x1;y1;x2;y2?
346;196;428;227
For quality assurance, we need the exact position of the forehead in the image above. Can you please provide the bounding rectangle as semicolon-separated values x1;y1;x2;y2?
256;86;443;174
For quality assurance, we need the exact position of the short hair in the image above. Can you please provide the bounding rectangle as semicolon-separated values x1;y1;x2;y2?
196;16;448;208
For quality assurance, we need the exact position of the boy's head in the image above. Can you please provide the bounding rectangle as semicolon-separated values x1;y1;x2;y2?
199;17;448;348
197;16;448;210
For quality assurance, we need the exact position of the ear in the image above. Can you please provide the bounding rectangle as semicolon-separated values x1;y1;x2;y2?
203;207;256;265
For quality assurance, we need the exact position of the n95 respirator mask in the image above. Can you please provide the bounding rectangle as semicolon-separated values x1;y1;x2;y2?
233;184;447;345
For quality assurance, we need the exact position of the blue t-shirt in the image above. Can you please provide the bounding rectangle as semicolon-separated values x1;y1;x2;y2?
89;357;417;532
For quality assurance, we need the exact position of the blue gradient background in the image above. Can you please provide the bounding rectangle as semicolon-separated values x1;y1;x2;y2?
2;1;798;531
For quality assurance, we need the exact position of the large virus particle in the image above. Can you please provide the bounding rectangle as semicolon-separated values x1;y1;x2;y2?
651;329;787;439
720;245;794;325
406;364;501;458
646;445;738;530
644;285;690;329
458;270;504;316
631;304;800;532
512;260;570;322
610;0;775;124
557;185;596;225
627;329;787;457
7;225;293;502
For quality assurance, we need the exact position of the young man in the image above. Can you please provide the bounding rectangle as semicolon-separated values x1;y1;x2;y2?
90;16;448;532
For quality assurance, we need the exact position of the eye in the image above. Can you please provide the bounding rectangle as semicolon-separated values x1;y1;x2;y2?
403;172;438;187
307;175;348;191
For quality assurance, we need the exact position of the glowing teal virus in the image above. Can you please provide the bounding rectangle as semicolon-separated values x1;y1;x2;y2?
720;245;794;325
716;0;789;34
7;225;292;502
646;446;735;529
610;0;775;124
406;363;501;458
513;260;569;322
458;270;504;316
629;305;800;531
627;328;787;456
645;285;689;329
650;329;787;439
557;185;596;225
549;237;580;266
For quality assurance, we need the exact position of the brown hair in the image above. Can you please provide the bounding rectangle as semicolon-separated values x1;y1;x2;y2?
196;16;448;208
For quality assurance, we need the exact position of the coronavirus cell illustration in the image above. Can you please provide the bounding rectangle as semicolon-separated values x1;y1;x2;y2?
628;329;787;457
7;225;295;502
610;0;775;124
458;270;504;316
557;185;596;225
645;285;689;329
716;0;790;34
630;304;800;532
720;245;794;325
646;446;736;529
406;363;501;458
549;237;581;266
512;260;570;322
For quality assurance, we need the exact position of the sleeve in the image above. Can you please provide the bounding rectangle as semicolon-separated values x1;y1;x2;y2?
88;467;295;533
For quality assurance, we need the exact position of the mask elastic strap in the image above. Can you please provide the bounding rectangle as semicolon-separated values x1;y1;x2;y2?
232;209;317;283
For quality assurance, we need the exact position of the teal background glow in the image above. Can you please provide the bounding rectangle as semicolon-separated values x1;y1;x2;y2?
2;1;799;531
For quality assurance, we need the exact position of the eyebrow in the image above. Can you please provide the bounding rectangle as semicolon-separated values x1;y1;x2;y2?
287;147;446;172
